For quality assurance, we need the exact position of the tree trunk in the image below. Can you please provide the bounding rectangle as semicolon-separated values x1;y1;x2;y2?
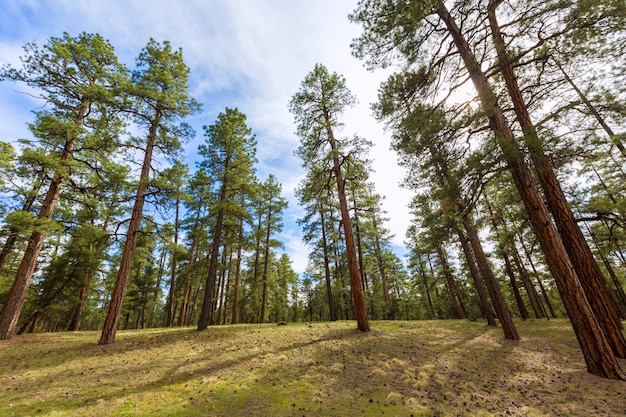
99;107;161;345
0;97;87;340
178;243;196;327
436;244;465;319
487;203;540;320
426;143;501;328
553;58;626;158
585;224;626;318
462;216;519;339
249;211;263;322
510;245;545;318
319;202;337;321
0;181;42;272
222;252;232;325
198;209;224;331
69;234;109;332
216;247;229;325
198;165;229;331
519;237;557;318
27;311;43;334
231;217;244;324
353;204;368;295
148;249;166;328
0;155;73;339
166;197;180;327
188;285;200;326
372;213;393;320
326;115;370;331
68;285;90;331
418;260;436;320
456;227;497;326
503;252;529;319
488;3;626;357
438;3;624;378
259;200;274;324
601;256;626;319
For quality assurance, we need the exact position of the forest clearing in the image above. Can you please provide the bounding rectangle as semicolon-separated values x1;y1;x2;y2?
2;319;625;417
2;6;626;417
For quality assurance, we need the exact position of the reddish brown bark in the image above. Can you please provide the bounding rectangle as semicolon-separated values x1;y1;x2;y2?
198;202;224;331
503;252;529;319
0;181;41;272
427;143;511;333
319;202;338;321
456;227;497;326
418;259;436;320
99;107;161;345
326;114;370;332
0;104;86;340
511;246;545;319
437;3;624;378
488;3;626;357
463;216;520;339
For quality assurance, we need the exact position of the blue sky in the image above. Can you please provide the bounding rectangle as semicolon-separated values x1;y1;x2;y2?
0;0;411;273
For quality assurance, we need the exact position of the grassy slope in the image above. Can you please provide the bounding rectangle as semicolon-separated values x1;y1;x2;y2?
1;320;625;417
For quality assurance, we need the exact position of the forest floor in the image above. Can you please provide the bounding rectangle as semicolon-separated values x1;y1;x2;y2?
1;319;625;417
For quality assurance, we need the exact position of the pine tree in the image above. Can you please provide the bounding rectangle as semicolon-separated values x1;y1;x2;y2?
255;175;288;323
196;108;256;331
99;39;199;345
0;33;127;340
290;64;370;332
296;161;340;321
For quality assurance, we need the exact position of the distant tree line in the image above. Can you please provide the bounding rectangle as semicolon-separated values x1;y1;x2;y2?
0;34;298;344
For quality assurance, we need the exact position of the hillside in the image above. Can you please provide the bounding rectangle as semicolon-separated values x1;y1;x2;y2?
1;320;625;416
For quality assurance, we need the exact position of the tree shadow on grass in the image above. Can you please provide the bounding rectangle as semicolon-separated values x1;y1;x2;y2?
3;320;625;416
85;322;500;414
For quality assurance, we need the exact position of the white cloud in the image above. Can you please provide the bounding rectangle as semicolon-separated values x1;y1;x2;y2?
0;0;412;273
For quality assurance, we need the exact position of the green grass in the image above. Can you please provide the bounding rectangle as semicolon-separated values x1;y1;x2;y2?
1;320;625;416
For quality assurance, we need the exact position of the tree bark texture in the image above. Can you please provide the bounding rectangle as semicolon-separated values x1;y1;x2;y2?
0;187;40;272
198;208;224;331
488;4;626;357
0;108;82;340
457;227;497;326
319;202;338;321
510;246;545;318
419;261;436;320
519;235;557;318
99;109;161;345
372;213;393;319
463;216;520;339
503;253;529;319
326;118;370;332
438;3;624;378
